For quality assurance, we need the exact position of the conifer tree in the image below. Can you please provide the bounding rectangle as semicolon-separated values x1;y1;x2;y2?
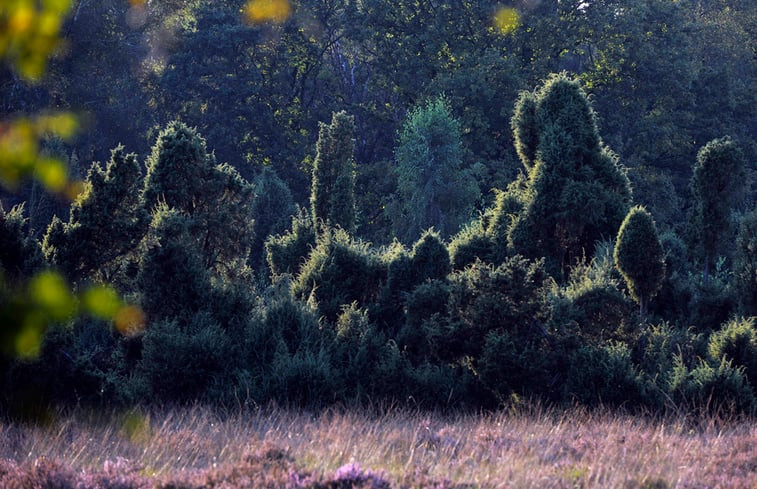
509;73;632;277
690;137;745;283
310;111;357;232
250;167;296;268
614;206;665;317
143;121;214;215
42;146;146;284
137;205;211;322
142;121;255;279
392;96;480;243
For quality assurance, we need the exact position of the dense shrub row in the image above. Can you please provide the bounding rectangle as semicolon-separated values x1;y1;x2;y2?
1;74;755;416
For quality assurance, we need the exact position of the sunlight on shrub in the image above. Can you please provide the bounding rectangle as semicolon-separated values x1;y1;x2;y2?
494;7;520;34
244;0;291;25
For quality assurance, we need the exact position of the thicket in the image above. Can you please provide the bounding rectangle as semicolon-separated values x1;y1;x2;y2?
1;0;755;416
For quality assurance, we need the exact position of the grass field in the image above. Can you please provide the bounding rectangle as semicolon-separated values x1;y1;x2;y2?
1;404;755;488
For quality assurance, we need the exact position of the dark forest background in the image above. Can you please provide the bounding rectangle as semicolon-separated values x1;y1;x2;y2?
1;0;755;415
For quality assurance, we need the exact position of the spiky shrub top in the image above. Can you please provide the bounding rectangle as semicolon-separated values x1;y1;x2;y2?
250;167;296;267
265;207;316;277
142;121;256;280
143;121;212;214
707;316;757;387
409;229;450;283
690;136;745;281
43;146;145;283
614;205;665;315
292;228;385;321
392;96;480;243
310;111;357;232
508;73;632;277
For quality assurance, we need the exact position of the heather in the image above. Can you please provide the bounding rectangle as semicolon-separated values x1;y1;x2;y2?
1;405;755;489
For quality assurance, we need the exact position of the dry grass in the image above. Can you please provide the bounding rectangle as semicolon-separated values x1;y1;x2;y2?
1;404;755;488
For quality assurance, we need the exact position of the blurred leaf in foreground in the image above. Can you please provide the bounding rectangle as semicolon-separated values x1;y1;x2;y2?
0;0;73;81
244;0;291;24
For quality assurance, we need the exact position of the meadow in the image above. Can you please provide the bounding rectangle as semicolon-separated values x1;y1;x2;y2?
1;405;755;489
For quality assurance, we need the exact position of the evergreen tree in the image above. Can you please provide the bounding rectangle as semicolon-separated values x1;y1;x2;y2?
42;146;146;285
137;205;211;322
614;206;665;317
143;121;213;215
250;167;296;269
142;121;255;280
509;73;632;277
391;96;480;243
690;137;745;283
310;111;357;232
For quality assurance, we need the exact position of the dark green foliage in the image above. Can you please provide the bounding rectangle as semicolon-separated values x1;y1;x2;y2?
137;315;233;403
508;74;632;278
42;146;146;284
391;96;480;242
553;244;636;344
404;279;450;329
5;0;756;414
142;121;256;280
449;220;494;271
265;207;317;277
408;229;450;284
487;184;525;262
688;266;736;332
143;121;211;214
250;167;296;269
708;317;757;388
733;210;757;316
477;330;553;402
564;343;651;408
311;111;357;232
442;257;550;362
690;137;746;282
293;228;385;321
635;322;707;387
383;231;451;330
0;202;43;282
669;356;755;415
448;182;527;271
614;206;666;316
137;206;211;321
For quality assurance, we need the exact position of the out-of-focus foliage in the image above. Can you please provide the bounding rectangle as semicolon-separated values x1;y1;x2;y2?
0;0;72;81
0;113;78;193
